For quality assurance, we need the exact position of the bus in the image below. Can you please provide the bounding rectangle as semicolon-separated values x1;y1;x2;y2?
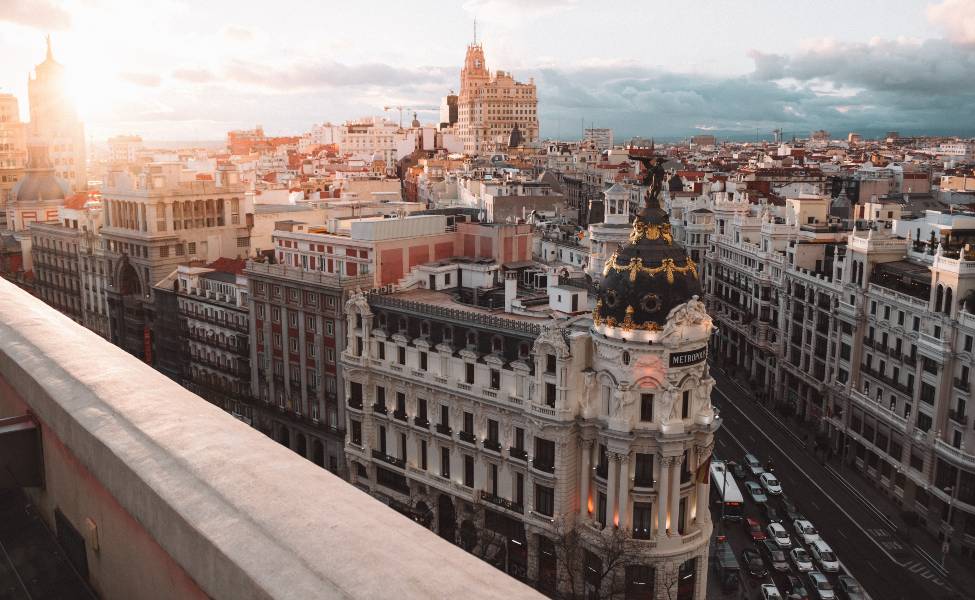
710;460;744;521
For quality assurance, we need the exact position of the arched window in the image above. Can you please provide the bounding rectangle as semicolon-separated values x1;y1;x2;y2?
944;287;953;316
935;284;944;313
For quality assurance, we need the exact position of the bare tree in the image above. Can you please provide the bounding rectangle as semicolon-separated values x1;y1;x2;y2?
552;517;632;600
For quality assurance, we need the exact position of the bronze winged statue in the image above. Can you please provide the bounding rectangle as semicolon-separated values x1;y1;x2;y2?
628;151;667;210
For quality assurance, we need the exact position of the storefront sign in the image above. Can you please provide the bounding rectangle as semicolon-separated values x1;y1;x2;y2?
669;347;707;368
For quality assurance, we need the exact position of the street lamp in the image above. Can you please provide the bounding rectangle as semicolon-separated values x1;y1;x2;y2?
942;485;956;568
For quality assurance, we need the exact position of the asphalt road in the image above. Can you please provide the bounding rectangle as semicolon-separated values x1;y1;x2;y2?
709;365;960;600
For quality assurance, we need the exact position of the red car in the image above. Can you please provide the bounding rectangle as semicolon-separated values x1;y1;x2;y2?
744;517;766;541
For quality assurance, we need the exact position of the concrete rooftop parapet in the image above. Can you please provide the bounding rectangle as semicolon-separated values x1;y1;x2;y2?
0;279;542;600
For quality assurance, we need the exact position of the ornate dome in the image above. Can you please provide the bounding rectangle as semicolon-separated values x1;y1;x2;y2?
593;193;701;331
10;144;71;205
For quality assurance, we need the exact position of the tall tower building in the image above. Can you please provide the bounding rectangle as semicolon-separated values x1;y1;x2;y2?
28;36;86;192
0;93;28;229
457;42;538;155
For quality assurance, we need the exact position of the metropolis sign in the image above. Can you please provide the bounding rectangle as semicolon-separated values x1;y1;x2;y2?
669;347;707;368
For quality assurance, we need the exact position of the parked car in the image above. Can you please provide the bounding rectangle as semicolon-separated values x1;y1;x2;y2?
790;547;814;572
762;503;784;523
742;547;768;578
767;522;793;548
745;481;768;503
760;539;790;573
809;540;839;573
760;471;783;495
793;519;821;544
761;583;783;600
744;453;765;475
745;517;767;541
780;495;803;521
807;571;836;600
786;574;811;600
836;575;865;600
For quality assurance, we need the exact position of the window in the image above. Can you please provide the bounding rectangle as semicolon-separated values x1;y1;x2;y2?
465;363;475;384
545;383;556;407
396;392;406;415
534;438;555;473
418;398;428;422
419;351;428;371
376;386;386;409
640;393;653;421
635;453;653;487
306;316;316;331
187;242;196;255
378;426;386;454
398;346;406;365
633;503;652;539
464;455;474;488
515;473;524;506
597;492;607;526
514;427;525;451
436;446;453;482
545;354;556;374
440;404;449;427
289;338;298;353
487;419;499;444
966;336;973;353
350;420;361;445
159;246;169;258
463;411;474;434
681;390;690;419
288;312;298;327
271;307;280;322
420;440;428;470
535;484;554;516
378;343;386;360
490;369;500;390
273;333;282;348
913;317;920;332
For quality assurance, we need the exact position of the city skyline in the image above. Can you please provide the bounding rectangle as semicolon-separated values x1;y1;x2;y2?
1;0;973;141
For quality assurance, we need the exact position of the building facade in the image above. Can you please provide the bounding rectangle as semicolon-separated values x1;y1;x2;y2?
0;93;27;229
457;44;538;155
27;37;86;192
100;162;250;359
341;195;718;599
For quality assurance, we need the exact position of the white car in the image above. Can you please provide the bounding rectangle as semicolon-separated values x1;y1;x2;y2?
809;540;840;573
808;571;836;599
760;583;783;600
793;519;821;544
744;453;764;476
790;547;814;572
767;522;792;548
760;471;783;495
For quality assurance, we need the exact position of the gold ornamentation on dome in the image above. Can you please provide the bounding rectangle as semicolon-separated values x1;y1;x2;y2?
603;254;699;284
621;305;636;331
592;299;603;324
628;221;673;245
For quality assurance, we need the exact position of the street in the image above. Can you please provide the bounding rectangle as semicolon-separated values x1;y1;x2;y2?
708;365;963;600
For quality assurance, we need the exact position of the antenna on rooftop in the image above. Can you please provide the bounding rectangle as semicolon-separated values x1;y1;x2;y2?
473;18;477;44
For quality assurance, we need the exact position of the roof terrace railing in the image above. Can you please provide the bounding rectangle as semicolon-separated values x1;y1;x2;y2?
0;279;541;600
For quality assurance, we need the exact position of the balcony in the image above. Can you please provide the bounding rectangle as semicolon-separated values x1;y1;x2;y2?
458;430;477;444
949;410;969;426
509;447;528;461
372;449;407;470
393;409;408;422
480;490;523;514
954;378;970;393
0;280;540;600
435;423;452;437
483;438;502;452
413;416;430;429
372;402;388;415
348;396;363;410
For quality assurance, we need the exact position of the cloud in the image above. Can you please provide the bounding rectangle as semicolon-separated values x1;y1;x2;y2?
172;68;215;83
120;72;162;87
463;0;577;22
927;0;975;44
222;24;256;42
222;58;452;91
1;0;71;30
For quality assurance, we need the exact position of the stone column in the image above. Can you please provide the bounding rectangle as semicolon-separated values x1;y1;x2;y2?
617;452;630;531
657;456;670;539
669;455;683;535
579;439;592;519
164;202;174;232
606;453;618;528
696;445;712;525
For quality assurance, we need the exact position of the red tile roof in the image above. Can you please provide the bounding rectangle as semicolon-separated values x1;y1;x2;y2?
206;257;247;275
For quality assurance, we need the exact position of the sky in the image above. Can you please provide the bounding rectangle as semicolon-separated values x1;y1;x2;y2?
1;0;974;142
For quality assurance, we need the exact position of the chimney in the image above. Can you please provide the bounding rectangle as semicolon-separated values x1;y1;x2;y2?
504;271;517;313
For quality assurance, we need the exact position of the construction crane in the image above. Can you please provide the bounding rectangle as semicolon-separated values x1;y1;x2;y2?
383;106;412;129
